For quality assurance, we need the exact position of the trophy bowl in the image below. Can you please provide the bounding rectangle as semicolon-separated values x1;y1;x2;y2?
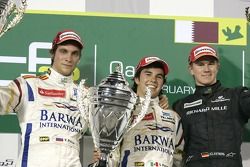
78;65;151;166
0;0;27;37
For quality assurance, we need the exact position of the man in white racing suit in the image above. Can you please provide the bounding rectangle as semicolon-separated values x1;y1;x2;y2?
119;56;183;167
0;30;87;167
120;98;183;167
91;56;183;167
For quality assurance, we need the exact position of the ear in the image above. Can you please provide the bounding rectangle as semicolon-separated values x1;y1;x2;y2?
134;77;140;85
188;64;194;75
50;53;54;59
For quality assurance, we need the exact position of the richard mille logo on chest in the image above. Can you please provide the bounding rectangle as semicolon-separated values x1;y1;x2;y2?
211;106;227;111
186;106;227;115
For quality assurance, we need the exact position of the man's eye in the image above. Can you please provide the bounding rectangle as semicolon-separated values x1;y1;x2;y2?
197;63;204;66
60;49;67;53
73;52;80;57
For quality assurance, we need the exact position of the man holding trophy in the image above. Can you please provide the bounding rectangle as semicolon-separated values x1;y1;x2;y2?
89;56;184;167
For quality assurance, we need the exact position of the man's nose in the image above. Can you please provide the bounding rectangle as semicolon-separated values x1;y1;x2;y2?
65;55;73;62
150;76;157;82
203;64;210;71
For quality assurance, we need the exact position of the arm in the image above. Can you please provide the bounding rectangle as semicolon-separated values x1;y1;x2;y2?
88;148;101;167
173;113;184;167
159;94;169;109
0;77;24;115
239;87;250;118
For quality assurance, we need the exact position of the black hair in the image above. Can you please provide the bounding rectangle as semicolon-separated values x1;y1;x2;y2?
131;62;166;96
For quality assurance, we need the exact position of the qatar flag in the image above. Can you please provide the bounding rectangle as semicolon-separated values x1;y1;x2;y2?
175;20;218;43
175;19;247;45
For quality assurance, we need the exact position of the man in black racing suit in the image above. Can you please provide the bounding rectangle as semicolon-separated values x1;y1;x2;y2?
173;44;250;167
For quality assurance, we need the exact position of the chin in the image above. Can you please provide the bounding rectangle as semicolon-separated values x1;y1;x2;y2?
151;92;159;98
62;71;72;76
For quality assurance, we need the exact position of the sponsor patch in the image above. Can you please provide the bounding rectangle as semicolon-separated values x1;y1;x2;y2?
134;162;144;167
145;123;174;132
201;152;209;158
211;95;230;103
56;137;64;142
70;88;78;101
53;102;78;111
184;99;202;108
201;152;228;158
146;160;167;167
161;111;175;124
226;152;236;158
38;88;65;97
39;136;50;142
142;113;154;121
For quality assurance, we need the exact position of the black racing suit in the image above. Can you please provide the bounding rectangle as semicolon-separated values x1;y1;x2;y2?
173;81;250;167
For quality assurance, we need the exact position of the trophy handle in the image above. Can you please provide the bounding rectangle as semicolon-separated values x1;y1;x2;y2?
77;79;89;124
127;87;151;131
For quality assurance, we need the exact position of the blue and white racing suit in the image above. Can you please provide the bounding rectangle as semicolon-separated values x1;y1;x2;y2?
118;97;183;167
0;68;87;167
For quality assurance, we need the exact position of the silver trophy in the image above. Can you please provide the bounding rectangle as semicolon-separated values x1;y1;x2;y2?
0;0;27;37
78;65;151;167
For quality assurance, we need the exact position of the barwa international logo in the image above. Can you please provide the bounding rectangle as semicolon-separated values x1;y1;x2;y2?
175;18;247;45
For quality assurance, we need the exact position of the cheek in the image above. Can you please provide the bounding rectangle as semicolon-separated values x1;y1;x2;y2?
190;69;195;75
53;55;62;62
157;78;164;85
212;68;219;74
134;78;140;85
75;58;81;64
189;67;195;75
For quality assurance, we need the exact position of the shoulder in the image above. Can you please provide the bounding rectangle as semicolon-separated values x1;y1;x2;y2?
220;86;248;95
21;74;48;81
10;75;36;86
16;74;49;88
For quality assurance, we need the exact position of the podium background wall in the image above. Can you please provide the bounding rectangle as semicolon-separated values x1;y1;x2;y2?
0;11;250;166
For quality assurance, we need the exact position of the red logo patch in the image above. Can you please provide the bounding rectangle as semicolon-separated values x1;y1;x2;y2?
142;113;154;121
38;88;65;97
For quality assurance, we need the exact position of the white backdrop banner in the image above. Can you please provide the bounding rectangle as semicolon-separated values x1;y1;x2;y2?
0;133;21;167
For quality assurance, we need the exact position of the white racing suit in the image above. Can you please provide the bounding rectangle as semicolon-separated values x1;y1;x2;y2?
0;68;87;167
117;97;184;167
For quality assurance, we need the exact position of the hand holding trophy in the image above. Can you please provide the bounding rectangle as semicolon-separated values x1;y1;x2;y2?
0;0;27;37
78;64;151;167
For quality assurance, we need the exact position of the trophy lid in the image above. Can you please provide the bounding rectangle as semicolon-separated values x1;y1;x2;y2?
99;64;131;92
